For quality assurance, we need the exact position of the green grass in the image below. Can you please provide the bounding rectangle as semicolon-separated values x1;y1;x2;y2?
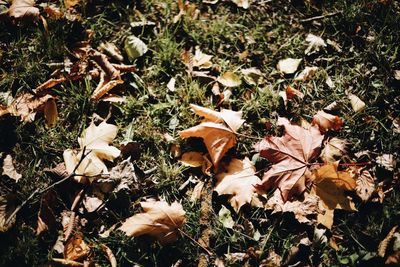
0;0;399;266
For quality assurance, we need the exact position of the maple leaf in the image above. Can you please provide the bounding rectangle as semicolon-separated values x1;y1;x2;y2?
254;117;324;201
63;121;120;182
311;163;357;229
179;104;244;167
215;158;262;212
119;200;186;244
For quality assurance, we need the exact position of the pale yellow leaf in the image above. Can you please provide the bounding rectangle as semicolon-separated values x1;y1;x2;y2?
294;66;318;81
2;154;22;182
9;0;39;19
348;93;366;112
277;58;302;74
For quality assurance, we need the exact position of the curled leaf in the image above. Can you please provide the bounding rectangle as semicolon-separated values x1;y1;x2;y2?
312;110;343;133
320;137;347;163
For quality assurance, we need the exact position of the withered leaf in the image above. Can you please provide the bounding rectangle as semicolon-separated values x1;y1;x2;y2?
119;200;186;244
8;0;39;19
255;117;324;201
63;121;120;182
215;158;262;212
266;190;322;225
179;105;244;167
312;110;343;133
64;233;90;261
0;194;18;232
312;163;357;229
2;154;22;182
320;137;347;163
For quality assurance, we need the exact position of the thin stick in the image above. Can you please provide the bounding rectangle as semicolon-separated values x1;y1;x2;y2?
300;11;342;23
178;228;213;256
101;244;117;267
5;148;90;225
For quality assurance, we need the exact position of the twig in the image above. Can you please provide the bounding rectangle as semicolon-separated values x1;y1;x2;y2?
178;228;213;256
300;11;342;23
5;148;90;225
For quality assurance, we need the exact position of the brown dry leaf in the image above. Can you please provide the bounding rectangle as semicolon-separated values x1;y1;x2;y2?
119;200;186;244
312;110;343;133
285;85;304;100
378;226;398;257
217;71;242;87
2;154;22;182
320;137;347;163
0;194;18;232
215;158;262;212
260;250;282;267
0;93;54;123
312;163;357;229
63;121;120;182
44;98;58;127
266;190;322;224
254;117;324;201
36;190;57;235
64;0;80;9
355;170;375;202
8;0;39;19
180;151;205;167
179;105;244;167
64;233;90;261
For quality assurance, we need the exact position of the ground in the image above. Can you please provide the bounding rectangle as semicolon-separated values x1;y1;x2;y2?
0;0;399;266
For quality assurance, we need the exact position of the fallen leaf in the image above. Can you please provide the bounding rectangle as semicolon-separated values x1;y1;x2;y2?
277;58;302;74
320;137;347;163
376;154;395;171
294;66;318;81
193;47;213;69
44;98;58;127
215;158;262;212
348;93;366;112
266;190;322;224
180;151;205;167
218;205;234;229
255;117;324;201
0;194;18;232
305;34;326;55
190;180;204;202
231;0;249;9
312;163;357;229
179;105;244;166
378;226;398;257
119;199;186;244
217;71;242;87
312;110;343;132
2;154;22;182
64;233;90;261
99;42;123;62
225;252;247;263
285;85;304;100
240;67;264;85
64;0;80;8
63;121;120;182
0;93;54;123
260;250;282;267
36;190;57;235
83;195;103;213
395;70;400;80
124;35;148;61
355;170;375;202
167;77;176;92
8;0;39;19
